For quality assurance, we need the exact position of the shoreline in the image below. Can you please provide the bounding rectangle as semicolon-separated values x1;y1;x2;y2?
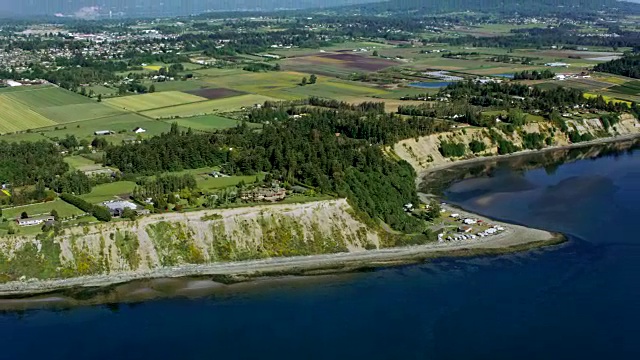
415;132;640;179
5;132;631;300
0;219;564;298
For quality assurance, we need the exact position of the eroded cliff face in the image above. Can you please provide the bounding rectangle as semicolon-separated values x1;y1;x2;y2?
0;199;380;283
394;114;640;172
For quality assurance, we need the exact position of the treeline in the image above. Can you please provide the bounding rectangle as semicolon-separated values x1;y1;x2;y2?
513;69;555;80
59;193;112;222
308;97;385;113
593;55;640;79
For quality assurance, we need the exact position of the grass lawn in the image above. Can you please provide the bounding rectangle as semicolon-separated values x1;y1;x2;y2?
1;199;85;220
141;94;279;118
80;181;137;204
64;155;98;171
105;91;207;112
167;114;259;132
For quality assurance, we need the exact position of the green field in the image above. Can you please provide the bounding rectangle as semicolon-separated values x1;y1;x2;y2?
80;181;137;204
193;68;248;77
167;114;256;131
4;87;92;108
64;156;99;171
142;79;212;92
0;95;56;133
204;71;310;94
279;81;387;99
197;174;265;190
608;81;640;95
142;94;278;118
36;103;125;123
36;113;175;142
105;91;207;112
1;199;85;220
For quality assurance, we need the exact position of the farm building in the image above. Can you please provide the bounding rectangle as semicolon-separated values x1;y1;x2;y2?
5;80;22;87
16;216;55;227
103;200;138;217
94;130;114;136
133;127;146;134
209;171;229;178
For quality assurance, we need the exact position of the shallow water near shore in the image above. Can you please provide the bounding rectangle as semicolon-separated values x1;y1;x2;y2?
1;147;639;359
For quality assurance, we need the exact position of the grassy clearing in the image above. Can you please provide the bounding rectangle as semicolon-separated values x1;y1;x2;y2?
143;65;163;71
105;91;207;112
64;156;98;171
0;132;51;143
1;199;85;220
80;181;137;204
167;114;258;131
0;95;56;134
197;174;264;190
142;94;278;118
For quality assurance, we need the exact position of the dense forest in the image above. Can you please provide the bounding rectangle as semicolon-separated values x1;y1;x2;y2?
105;107;448;232
593;55;640;79
0;141;69;187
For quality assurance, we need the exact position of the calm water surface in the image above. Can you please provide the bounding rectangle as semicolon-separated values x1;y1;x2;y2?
1;150;639;359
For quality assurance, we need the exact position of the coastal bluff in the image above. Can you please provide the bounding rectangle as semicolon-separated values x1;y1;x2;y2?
0;199;381;285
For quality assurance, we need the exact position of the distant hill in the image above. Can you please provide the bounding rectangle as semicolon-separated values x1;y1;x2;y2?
353;0;640;15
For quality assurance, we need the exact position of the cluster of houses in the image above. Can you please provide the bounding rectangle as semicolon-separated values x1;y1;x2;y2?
438;211;506;243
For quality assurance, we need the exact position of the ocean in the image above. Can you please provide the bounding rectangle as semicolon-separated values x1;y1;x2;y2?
1;145;639;359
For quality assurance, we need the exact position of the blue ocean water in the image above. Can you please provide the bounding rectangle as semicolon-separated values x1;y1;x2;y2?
1;149;639;359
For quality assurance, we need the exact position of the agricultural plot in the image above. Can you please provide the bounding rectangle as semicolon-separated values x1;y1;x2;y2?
0;95;56;133
4;87;92;108
282;53;398;76
1;199;85;220
279;81;388;99
80;181;137;204
105;91;207;112
204;71;309;94
193;68;248;77
142;79;212;92
36;103;125;123
141;94;279;118
584;93;634;106
37;113;175;142
167;114;257;132
608;81;640;95
184;88;245;100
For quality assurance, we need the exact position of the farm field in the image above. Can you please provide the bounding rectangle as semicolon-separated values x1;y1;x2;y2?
141;94;279;118
608;81;640;95
269;41;393;57
0;132;51;143
1;199;85;220
0;95;56;133
184;88;245;100
197;174;265;190
80;181;137;204
142;79;212;92
203;71;310;94
104;91;207;112
281;53;399;77
193;68;248;77
584;93;634;105
279;81;388;99
3;86;92;108
36;103;125;123
166;114;255;131
36;113;175;142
